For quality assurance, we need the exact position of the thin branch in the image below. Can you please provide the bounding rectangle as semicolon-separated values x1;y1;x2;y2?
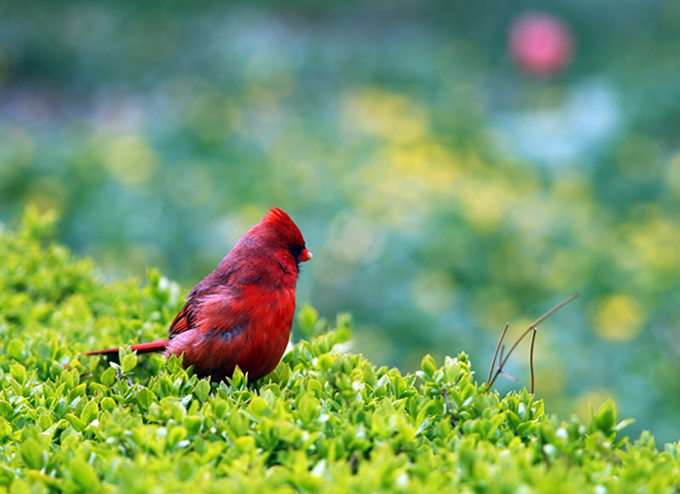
487;323;510;385
499;370;518;382
528;292;580;328
541;445;552;470
348;452;359;474
442;390;458;428
500;293;579;371
487;292;579;389
530;327;538;394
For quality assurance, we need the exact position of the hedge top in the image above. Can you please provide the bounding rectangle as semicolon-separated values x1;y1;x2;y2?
0;207;678;493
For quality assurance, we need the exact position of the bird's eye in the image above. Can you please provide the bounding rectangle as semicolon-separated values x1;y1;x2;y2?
290;244;304;260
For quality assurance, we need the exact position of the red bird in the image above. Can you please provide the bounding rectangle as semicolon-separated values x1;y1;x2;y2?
86;207;312;382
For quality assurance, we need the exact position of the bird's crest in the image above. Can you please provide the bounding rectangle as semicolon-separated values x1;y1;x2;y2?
260;207;305;247
262;207;292;225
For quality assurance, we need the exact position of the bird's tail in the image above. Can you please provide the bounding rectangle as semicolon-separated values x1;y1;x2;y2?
84;339;168;356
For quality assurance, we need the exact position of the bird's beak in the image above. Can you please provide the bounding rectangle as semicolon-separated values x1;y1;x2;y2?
299;248;313;262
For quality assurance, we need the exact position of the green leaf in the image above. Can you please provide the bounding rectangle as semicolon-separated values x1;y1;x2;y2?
317;353;335;372
0;402;13;419
297;305;320;337
21;438;47;471
231;366;246;388
67;458;99;490
147;267;161;287
100;397;117;412
37;414;53;431
122;354;137;373
296;393;320;424
100;367;116;387
193;380;211;403
589;400;617;435
136;388;155;411
247;397;269;418
10;364;26;384
66;413;85;432
420;354;437;379
613;418;635;433
185;415;203;434
167;425;188;449
7;339;24;361
80;400;99;425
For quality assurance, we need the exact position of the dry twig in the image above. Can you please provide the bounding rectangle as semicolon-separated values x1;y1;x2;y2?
486;292;579;391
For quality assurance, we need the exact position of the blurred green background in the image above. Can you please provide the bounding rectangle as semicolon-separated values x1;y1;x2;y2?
2;0;680;443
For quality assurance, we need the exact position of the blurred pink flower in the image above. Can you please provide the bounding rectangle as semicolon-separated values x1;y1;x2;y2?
509;13;574;77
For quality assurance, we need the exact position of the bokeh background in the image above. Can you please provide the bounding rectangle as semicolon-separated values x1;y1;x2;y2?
2;1;680;443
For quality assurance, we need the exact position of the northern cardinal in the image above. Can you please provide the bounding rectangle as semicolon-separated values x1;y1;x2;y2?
86;207;312;382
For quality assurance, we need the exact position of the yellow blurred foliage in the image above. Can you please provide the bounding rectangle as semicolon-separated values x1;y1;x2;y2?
591;294;645;342
385;142;461;186
340;88;429;143
102;134;158;187
532;366;565;398
457;178;516;232
346;142;460;230
24;177;66;214
544;249;589;290
624;217;680;273
472;287;518;331
553;171;593;202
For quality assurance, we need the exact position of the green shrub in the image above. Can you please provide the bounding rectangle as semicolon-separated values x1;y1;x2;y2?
0;207;678;493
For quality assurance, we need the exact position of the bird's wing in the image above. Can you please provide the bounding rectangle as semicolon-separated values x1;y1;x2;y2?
168;280;239;339
168;301;198;338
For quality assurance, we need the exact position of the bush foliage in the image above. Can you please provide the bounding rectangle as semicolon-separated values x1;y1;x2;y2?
1;210;679;492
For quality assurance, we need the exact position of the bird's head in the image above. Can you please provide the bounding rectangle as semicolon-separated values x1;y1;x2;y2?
259;207;312;266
